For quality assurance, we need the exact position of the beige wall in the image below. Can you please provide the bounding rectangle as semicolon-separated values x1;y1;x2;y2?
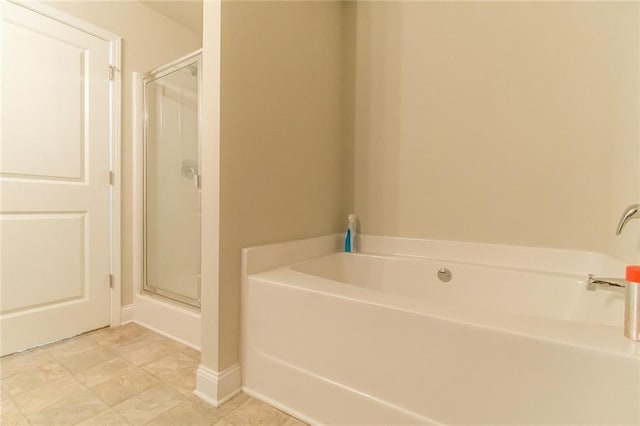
354;1;639;262
218;1;352;369
48;1;202;306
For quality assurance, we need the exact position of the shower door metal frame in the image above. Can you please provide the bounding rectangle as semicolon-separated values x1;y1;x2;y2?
142;49;203;307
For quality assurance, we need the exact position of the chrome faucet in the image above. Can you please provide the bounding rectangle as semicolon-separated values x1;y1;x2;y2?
590;205;640;341
586;274;626;293
587;274;640;341
616;204;640;235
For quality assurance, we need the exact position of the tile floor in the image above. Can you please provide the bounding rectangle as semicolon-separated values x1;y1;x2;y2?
1;323;306;426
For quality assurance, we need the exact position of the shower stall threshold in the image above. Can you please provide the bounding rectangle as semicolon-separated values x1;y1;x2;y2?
133;291;201;350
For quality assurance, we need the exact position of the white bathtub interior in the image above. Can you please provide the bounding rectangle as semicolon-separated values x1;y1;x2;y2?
290;252;625;328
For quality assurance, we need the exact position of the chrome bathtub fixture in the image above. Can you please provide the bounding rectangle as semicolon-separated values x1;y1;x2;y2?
437;268;452;282
586;274;640;341
615;204;640;235
586;274;626;292
627;281;640;341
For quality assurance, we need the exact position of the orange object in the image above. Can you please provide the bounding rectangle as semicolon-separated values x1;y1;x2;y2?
626;265;640;284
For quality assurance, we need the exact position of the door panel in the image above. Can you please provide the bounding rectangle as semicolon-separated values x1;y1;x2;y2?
1;1;112;355
2;14;86;181
1;213;85;313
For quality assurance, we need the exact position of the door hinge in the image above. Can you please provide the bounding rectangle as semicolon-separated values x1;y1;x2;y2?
108;65;118;81
109;274;114;288
109;171;114;185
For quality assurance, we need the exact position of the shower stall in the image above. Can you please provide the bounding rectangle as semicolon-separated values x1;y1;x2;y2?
143;51;202;307
132;50;202;347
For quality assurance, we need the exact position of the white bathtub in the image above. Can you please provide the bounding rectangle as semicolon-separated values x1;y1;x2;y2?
241;236;640;425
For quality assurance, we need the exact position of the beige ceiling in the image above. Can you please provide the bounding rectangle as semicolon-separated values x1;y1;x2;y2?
141;0;203;36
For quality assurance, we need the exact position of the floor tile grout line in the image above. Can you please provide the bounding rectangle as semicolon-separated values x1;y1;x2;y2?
13;375;101;424
44;338;121;378
42;345;124;405
71;405;113;426
71;347;169;410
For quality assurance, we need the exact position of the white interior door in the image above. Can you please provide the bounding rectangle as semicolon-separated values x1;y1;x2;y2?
1;1;113;355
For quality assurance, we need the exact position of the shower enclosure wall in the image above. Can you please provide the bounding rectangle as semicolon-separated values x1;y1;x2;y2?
143;51;202;307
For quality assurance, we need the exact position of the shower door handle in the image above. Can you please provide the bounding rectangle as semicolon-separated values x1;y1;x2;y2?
181;160;200;189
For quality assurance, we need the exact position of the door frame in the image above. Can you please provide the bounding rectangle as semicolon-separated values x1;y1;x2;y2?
5;0;123;327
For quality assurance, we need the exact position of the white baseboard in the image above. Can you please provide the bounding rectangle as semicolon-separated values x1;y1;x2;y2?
133;293;201;349
194;364;242;407
119;302;200;350
120;304;135;324
134;319;200;351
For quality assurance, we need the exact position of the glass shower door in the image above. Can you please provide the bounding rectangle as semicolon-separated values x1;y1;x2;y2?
144;52;201;307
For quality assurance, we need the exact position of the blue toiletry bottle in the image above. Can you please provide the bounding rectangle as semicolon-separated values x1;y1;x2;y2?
345;214;356;253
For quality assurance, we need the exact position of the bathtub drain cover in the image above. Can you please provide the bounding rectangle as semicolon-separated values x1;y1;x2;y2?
437;268;452;282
